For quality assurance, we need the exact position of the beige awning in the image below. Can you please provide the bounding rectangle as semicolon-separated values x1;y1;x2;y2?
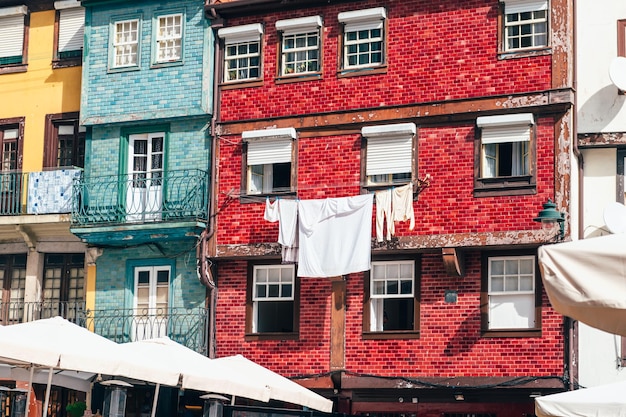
538;234;626;336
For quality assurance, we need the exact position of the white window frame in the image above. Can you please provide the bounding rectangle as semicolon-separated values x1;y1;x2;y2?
243;127;296;195
338;7;386;70
276;15;322;76
155;13;183;64
133;264;170;341
0;5;27;66
502;0;548;51
218;23;263;82
369;260;415;332
112;18;140;68
487;255;536;330
252;264;295;333
363;123;415;186
55;1;84;59
477;113;533;179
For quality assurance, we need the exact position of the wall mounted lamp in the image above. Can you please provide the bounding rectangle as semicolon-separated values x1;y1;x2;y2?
454;393;464;401
533;199;565;241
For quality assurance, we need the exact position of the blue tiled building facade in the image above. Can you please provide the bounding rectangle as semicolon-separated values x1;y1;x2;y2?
75;0;212;362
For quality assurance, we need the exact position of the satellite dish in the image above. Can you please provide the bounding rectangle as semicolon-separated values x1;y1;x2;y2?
609;57;626;91
603;202;626;234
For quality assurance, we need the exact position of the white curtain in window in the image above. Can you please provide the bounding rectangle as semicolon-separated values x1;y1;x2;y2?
58;7;85;53
370;298;384;331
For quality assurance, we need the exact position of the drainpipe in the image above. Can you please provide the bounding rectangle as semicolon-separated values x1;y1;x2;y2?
568;0;581;391
196;11;225;358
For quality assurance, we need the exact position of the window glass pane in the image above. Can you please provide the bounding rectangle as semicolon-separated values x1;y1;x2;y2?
504;276;519;291
373;281;385;295
504;259;519;275
491;259;504;275
386;280;398;294
520;276;534;291
491;276;504;292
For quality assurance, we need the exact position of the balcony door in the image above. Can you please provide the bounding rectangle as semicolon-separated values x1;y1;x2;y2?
133;265;170;341
0;121;23;214
0;254;26;324
127;133;164;222
42;254;85;323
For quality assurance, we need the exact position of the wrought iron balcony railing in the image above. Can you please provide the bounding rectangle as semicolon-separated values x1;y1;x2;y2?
83;307;210;355
0;302;209;355
0;300;86;325
0;168;81;216
71;169;209;226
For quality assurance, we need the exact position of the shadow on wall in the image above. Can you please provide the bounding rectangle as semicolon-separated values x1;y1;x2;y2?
578;84;626;133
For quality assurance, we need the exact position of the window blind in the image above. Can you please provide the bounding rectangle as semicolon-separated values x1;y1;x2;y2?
247;140;292;166
276;15;321;36
366;136;412;176
0;14;24;58
503;0;548;14
58;7;85;53
218;23;263;45
481;125;531;144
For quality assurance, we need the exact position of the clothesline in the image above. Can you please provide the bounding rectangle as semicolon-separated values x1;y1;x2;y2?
221;174;431;200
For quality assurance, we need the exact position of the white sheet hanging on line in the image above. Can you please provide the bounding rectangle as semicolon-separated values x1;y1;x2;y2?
264;198;299;263
297;194;374;277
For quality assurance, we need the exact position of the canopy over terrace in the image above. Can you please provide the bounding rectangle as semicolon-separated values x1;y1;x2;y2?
118;338;333;413
0;318;334;414
535;380;626;417
537;233;626;336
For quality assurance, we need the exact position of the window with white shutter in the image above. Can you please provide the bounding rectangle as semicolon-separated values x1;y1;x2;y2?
218;23;263;82
501;0;549;52
54;1;84;63
242;128;296;196
0;6;27;67
474;113;536;196
338;7;386;71
362;123;415;187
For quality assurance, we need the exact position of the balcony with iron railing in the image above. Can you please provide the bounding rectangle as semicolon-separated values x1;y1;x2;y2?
70;169;209;244
83;307;210;355
0;301;210;354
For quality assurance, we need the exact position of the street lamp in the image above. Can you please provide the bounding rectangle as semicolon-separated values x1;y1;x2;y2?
533;199;565;241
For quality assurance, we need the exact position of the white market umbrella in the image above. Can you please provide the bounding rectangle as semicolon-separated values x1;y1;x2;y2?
535;380;626;417
0;317;132;417
0;365;94;392
211;355;333;413
119;338;333;413
538;234;626;336
117;338;271;409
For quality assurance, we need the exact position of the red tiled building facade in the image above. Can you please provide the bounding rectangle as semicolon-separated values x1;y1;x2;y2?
206;0;575;415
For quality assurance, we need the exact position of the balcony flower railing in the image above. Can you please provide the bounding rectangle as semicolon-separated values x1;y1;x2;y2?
71;169;208;226
83;307;210;355
0;169;81;216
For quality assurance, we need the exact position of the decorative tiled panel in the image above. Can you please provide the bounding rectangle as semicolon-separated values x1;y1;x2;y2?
27;169;82;214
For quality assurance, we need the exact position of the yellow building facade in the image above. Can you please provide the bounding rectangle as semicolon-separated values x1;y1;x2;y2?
0;0;93;332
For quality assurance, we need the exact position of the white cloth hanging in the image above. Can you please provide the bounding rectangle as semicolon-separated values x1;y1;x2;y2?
297;194;373;277
264;198;299;263
375;188;392;242
392;183;415;230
